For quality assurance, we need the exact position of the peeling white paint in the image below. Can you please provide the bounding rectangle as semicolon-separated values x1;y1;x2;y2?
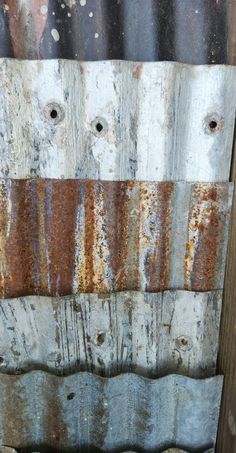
0;60;235;180
94;32;99;39
89;11;93;17
40;5;48;15
0;291;222;377
51;29;60;42
80;0;86;6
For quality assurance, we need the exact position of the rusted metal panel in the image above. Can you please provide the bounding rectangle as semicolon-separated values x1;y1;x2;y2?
0;371;223;451
0;60;235;180
0;180;232;297
0;290;222;378
0;0;232;64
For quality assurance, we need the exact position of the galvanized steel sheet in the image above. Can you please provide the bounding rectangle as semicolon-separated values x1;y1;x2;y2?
0;180;232;297
0;448;214;453
0;371;223;451
0;290;222;378
0;60;235;180
0;0;232;64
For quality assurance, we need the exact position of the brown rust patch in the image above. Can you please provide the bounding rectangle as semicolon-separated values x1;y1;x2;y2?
133;63;143;80
140;182;174;291
0;180;231;297
184;184;227;291
6;0;49;58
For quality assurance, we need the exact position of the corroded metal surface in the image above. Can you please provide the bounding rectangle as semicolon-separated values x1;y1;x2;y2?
0;371;223;452
0;290;222;378
0;60;235;180
0;0;232;64
0;180;232;297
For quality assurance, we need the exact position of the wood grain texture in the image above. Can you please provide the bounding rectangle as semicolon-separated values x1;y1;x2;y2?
0;60;235;180
0;291;222;379
217;126;236;451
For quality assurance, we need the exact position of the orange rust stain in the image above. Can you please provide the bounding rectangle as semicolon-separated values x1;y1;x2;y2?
133;64;143;80
184;184;222;291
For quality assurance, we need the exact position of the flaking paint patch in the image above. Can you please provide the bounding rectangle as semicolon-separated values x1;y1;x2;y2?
51;28;60;42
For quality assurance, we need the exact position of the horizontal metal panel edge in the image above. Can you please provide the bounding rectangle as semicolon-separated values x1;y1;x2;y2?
0;60;235;180
0;446;215;452
0;372;223;452
0;290;222;378
0;0;232;64
0;180;232;296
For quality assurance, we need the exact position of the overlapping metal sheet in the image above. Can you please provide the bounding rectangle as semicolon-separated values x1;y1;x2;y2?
0;290;222;378
0;180;232;297
0;60;235;180
0;447;214;453
0;371;222;451
0;0;232;64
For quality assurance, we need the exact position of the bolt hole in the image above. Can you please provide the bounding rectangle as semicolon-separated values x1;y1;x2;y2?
209;120;217;130
97;332;105;345
96;122;103;133
67;392;75;400
0;356;4;364
180;338;188;346
50;109;58;119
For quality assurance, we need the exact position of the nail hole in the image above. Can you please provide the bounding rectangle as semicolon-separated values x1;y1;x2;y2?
67;392;75;400
45;102;64;125
175;336;193;352
0;357;4;364
204;114;223;134
50;109;58;119
97;332;105;345
92;117;108;136
96;122;103;133
209;120;217;130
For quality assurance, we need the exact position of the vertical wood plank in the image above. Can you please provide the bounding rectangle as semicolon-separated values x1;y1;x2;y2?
217;125;236;451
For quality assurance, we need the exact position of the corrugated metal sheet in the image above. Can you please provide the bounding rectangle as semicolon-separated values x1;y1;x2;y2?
0;447;214;453
0;180;232;297
0;60;235;180
0;371;222;451
0;290;222;378
0;0;232;64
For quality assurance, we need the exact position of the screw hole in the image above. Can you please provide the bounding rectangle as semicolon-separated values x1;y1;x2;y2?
67;392;75;400
96;122;103;133
97;332;106;346
209;120;217;130
180;338;188;346
50;109;58;119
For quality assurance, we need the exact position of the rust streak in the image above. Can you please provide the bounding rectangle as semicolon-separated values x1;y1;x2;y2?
0;180;231;298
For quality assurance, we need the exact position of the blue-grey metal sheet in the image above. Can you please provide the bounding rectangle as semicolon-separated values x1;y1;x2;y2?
0;372;222;452
0;0;233;64
0;291;222;379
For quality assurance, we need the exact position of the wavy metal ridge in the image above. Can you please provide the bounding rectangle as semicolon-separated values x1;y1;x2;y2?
0;60;235;180
0;371;222;452
0;0;232;64
0;180;232;297
0;290;222;378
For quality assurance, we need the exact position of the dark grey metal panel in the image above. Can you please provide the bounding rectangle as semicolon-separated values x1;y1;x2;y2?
0;372;222;452
0;0;232;64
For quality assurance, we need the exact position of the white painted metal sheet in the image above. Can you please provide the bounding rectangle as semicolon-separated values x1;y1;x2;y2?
0;291;222;378
0;60;235;180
